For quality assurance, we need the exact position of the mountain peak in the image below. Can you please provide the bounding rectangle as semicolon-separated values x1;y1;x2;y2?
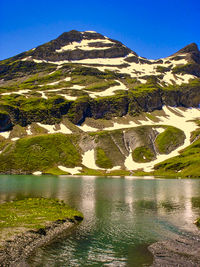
28;30;132;62
172;43;200;64
176;43;199;54
56;30;105;44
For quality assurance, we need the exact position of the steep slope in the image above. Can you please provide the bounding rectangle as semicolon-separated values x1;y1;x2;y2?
154;130;200;177
0;107;199;176
0;30;200;176
0;124;184;175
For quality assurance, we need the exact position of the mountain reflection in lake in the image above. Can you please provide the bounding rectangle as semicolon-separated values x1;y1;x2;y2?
0;175;200;266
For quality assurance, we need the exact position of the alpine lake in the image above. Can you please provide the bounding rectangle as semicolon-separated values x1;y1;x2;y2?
0;175;200;266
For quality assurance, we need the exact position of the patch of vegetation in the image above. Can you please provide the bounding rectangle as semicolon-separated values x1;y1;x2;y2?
28;123;48;135
0;198;83;236
191;128;200;142
0;136;10;152
71;66;118;80
154;137;200;177
132;146;154;163
78;167;130;176
129;83;159;97
9;125;27;139
78;167;106;176
43;167;70;175
85;80;119;92
71;74;100;85
96;148;113;169
144;113;160;122
172;63;200;77
0;60;56;81
156;65;171;73
18;70;65;88
161;78;200;91
0;133;81;173
155;126;185;154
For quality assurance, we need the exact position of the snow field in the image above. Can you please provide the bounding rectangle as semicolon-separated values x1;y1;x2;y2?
55;38;114;53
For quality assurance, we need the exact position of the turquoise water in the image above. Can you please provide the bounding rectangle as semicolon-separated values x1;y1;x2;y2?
0;175;200;266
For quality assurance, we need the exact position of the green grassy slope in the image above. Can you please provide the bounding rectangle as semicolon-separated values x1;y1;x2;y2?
155;126;185;154
154;136;200;177
0;133;81;174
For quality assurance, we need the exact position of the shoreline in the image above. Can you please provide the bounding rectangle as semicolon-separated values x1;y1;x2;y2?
0;217;82;266
0;173;200;179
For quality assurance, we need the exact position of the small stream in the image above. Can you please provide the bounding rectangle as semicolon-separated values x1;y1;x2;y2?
0;175;200;266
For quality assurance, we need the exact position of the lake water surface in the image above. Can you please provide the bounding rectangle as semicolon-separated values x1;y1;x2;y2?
0;175;200;266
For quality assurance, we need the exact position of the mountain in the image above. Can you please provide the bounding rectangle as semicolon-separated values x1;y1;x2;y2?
0;30;200;177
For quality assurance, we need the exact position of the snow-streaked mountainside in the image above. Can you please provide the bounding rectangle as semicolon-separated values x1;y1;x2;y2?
9;30;200;87
0;30;200;177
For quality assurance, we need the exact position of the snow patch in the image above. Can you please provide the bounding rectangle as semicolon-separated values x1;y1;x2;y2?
154;127;165;134
40;91;48;99
58;166;82;175
26;126;32;135
11;137;19;141
21;56;32;61
0;131;10;139
55;39;114;53
84;30;97;33
33;171;42;175
1;89;30;96
44;76;71;86
37;123;56;133
88;80;127;98
107;166;121;171
59;124;72;134
37;123;72;134
33;59;47;63
82;149;100;169
59;94;77;101
78;124;98;132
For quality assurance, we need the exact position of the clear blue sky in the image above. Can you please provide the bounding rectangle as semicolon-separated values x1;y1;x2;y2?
0;0;200;60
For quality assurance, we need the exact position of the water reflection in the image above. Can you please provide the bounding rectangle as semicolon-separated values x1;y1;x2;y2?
0;175;200;266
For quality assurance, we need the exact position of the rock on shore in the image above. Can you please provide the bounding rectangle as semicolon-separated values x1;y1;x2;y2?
149;233;200;266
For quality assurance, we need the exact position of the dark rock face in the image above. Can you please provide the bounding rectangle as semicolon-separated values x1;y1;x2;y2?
176;43;199;54
67;97;91;124
91;95;129;119
0;99;72;128
129;90;163;114
1;86;200;129
29;30;132;62
0;112;13;132
173;43;200;64
162;87;200;107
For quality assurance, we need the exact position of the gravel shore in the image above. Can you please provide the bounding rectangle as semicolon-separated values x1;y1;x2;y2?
0;217;82;266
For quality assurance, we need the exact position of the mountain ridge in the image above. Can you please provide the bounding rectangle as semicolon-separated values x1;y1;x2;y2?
0;30;200;177
2;30;199;61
